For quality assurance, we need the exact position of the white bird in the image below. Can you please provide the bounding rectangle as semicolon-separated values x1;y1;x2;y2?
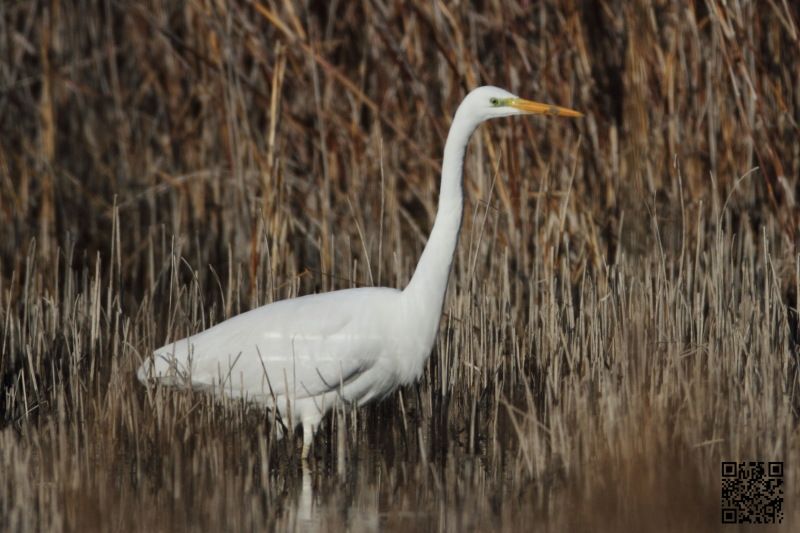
137;86;581;457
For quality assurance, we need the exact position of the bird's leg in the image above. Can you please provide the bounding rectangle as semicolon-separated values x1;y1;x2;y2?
301;420;317;461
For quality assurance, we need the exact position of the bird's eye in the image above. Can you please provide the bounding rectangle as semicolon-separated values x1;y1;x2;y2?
489;97;499;106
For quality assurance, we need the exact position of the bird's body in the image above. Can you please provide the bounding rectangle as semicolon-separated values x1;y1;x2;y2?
137;86;581;455
139;287;435;437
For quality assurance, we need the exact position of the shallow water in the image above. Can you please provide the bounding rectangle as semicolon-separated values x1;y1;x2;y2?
1;378;797;532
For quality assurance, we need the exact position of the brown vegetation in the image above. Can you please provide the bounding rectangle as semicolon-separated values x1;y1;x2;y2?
1;1;798;531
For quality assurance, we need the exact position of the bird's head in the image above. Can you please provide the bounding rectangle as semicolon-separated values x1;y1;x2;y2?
458;86;582;123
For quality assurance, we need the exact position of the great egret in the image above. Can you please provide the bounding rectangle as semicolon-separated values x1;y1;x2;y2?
137;86;581;457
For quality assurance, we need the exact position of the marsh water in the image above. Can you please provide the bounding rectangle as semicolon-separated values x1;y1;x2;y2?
64;393;727;533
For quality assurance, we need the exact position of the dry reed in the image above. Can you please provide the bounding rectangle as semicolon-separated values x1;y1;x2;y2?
1;1;798;531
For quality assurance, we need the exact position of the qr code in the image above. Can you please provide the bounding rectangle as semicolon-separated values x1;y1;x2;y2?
721;461;783;524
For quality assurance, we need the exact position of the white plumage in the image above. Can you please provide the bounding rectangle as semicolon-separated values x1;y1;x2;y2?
137;86;581;456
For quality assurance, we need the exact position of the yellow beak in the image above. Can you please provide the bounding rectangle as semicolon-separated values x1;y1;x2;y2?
509;98;583;118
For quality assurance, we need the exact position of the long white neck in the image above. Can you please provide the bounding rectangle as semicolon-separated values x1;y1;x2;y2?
402;107;481;331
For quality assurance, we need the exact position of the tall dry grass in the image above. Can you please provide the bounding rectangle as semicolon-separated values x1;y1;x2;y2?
1;1;798;531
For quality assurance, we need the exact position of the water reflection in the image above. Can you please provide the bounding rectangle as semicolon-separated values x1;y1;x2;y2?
296;462;316;529
289;455;383;532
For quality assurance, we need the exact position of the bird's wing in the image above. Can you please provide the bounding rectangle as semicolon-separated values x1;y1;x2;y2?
147;288;396;402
